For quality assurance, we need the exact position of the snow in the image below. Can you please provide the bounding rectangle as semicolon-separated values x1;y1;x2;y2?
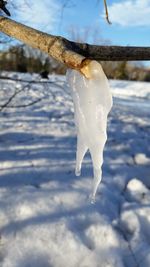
110;79;150;100
66;61;112;201
0;71;150;267
134;153;150;165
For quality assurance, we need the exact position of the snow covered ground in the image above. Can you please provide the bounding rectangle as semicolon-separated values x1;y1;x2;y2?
0;73;150;267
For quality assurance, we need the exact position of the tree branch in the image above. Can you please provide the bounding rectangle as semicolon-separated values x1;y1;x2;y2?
0;16;86;71
0;76;65;90
0;98;43;109
0;77;62;110
0;86;24;111
0;81;32;111
103;0;111;24
0;16;150;74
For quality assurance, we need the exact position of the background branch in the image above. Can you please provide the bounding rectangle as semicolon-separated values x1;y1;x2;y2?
0;76;62;111
103;0;111;24
0;98;43;109
0;81;32;111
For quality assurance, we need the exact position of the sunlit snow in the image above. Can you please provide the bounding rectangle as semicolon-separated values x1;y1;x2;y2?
0;72;150;267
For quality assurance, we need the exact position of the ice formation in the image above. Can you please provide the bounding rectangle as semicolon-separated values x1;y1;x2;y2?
66;60;113;202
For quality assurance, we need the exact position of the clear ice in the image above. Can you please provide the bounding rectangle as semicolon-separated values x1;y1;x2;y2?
66;60;113;202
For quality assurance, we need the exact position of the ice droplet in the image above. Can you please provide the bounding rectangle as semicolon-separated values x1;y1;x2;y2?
66;61;113;201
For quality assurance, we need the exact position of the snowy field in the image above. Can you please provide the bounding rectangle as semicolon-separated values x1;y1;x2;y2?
0;72;150;267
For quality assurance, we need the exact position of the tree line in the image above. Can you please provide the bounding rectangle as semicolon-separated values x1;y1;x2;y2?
0;44;150;81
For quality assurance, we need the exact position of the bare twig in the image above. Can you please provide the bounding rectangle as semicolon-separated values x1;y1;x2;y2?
59;0;75;30
0;76;65;91
0;82;32;111
0;76;55;84
0;87;24;111
0;77;61;110
103;0;111;24
0;98;43;109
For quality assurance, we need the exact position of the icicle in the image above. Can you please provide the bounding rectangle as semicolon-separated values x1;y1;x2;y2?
66;61;113;202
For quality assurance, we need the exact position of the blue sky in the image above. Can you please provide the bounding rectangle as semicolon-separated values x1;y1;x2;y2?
58;0;150;47
3;0;150;65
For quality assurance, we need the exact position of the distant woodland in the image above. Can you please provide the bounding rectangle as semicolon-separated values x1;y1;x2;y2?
0;44;150;81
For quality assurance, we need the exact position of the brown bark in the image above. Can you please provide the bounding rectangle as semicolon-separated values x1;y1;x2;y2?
0;16;150;74
0;16;86;71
